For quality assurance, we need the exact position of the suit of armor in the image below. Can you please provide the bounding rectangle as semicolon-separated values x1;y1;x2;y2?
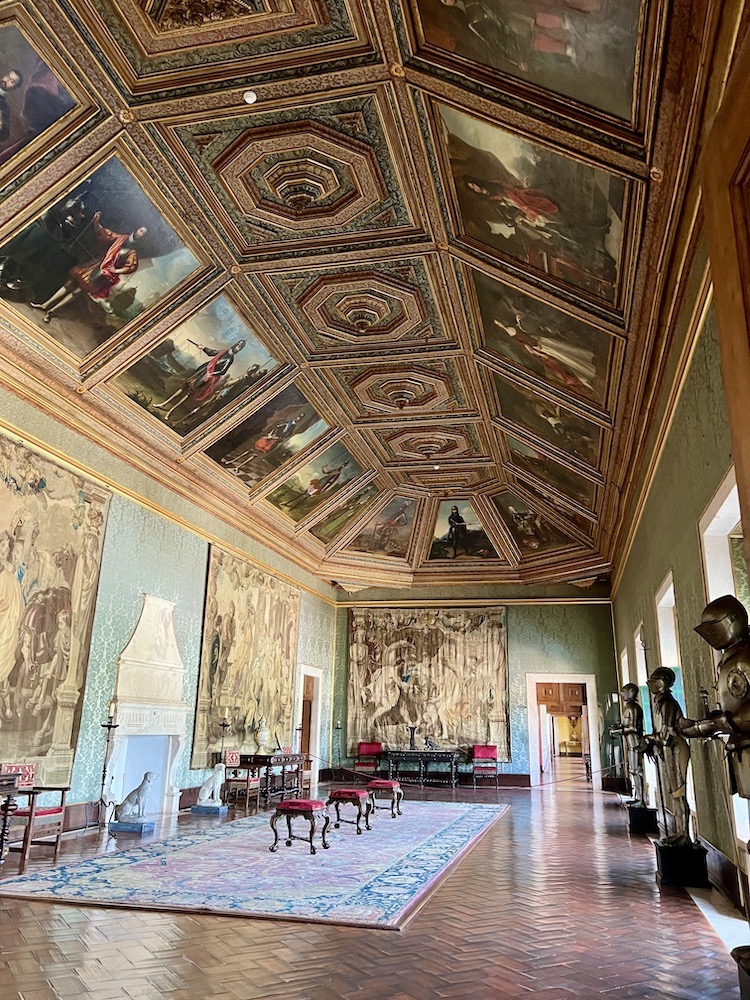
610;683;646;807
680;595;750;798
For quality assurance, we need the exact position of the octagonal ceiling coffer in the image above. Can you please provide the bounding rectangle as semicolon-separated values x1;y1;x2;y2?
215;123;386;232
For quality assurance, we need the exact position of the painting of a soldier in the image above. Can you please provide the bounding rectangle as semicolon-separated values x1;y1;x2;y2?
492;490;571;553
347;497;417;559
310;483;381;545
494;372;600;467
207;383;330;490
266;441;363;524
471;267;612;406
0;156;198;357
0;25;75;169
428;500;500;560
114;295;279;436
439;105;625;303
506;435;596;510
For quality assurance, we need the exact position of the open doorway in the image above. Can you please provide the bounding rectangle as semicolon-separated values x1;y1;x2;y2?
298;666;322;790
553;711;584;758
526;674;601;791
542;709;586;786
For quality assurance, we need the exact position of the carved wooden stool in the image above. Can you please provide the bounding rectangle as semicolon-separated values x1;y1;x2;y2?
367;779;404;819
326;788;372;835
269;799;330;855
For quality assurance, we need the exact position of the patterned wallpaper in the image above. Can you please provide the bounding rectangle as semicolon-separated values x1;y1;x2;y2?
612;304;735;855
69;493;209;804
731;537;750;609
295;591;338;766
506;603;618;774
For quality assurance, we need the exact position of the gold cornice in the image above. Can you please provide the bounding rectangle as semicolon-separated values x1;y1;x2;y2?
336;597;611;607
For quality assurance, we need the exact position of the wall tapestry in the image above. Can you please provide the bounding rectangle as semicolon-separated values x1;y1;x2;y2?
348;607;509;758
191;546;300;768
0;431;110;785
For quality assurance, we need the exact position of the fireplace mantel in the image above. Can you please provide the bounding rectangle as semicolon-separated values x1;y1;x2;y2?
106;594;191;817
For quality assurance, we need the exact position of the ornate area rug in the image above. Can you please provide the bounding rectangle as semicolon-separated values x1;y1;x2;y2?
0;801;508;930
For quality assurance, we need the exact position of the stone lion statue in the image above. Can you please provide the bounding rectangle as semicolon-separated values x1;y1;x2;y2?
197;763;225;805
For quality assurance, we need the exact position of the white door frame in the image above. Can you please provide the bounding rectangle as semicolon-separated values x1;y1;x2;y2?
299;665;323;786
525;673;602;791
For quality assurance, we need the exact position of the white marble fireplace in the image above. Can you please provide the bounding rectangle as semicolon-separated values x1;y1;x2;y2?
105;595;190;818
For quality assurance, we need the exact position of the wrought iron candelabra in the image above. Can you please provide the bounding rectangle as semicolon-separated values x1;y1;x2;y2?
333;720;342;780
219;718;231;761
99;703;118;829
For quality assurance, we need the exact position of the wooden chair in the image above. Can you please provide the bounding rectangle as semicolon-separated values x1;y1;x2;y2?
224;767;261;810
471;745;500;788
8;783;69;873
300;757;313;797
354;741;382;781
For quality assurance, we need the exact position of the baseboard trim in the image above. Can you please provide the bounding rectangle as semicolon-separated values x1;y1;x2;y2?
700;836;746;917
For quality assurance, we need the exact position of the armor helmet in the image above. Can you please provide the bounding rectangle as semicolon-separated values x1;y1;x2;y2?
694;595;748;650
621;682;639;700
647;666;675;693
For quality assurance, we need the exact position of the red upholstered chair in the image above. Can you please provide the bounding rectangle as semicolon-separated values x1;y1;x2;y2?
6;768;68;873
354;741;382;781
471;745;500;788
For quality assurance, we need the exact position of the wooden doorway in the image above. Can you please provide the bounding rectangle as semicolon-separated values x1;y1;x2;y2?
298;666;322;787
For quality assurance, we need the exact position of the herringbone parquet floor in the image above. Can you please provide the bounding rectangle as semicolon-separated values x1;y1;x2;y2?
0;770;743;1000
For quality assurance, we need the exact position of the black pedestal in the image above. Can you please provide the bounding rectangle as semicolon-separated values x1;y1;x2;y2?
654;841;709;887
731;946;750;1000
627;805;659;835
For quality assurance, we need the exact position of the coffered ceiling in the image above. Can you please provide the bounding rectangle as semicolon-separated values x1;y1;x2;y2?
0;0;725;589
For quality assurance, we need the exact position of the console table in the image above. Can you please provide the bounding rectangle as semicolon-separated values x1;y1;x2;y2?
382;750;459;788
235;753;304;806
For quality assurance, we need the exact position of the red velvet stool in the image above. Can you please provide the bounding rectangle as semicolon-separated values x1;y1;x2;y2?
269;799;330;855
326;788;372;835
367;779;404;819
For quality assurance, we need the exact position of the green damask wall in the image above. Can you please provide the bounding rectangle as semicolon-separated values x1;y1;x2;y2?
333;599;618;777
612;304;735;855
70;493;208;804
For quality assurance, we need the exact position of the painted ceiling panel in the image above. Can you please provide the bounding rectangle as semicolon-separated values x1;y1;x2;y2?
0;0;720;588
434;102;630;306
469;266;617;408
407;0;644;122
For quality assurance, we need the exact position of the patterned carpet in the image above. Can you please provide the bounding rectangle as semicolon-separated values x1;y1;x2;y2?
0;800;508;930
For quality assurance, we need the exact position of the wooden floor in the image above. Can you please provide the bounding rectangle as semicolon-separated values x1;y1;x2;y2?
0;765;743;1000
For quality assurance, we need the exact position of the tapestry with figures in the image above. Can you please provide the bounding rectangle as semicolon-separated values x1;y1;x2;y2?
0;431;110;786
348;607;509;758
191;546;301;768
